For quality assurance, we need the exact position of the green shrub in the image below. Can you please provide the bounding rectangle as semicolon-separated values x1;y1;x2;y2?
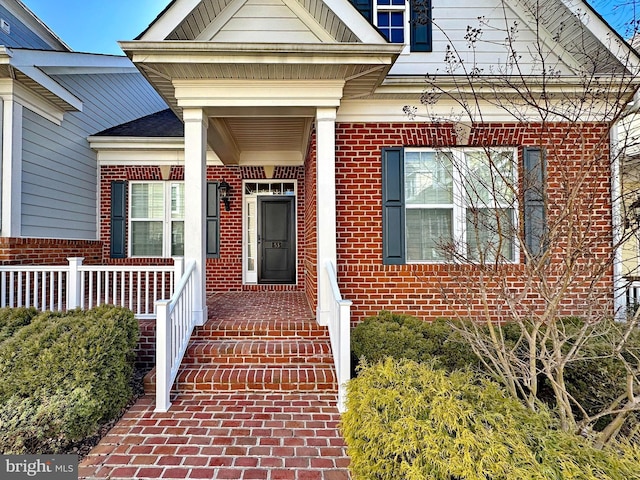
342;358;640;480
351;311;478;372
0;305;139;453
0;307;38;344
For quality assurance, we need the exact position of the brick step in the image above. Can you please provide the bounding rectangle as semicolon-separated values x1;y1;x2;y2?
174;364;337;393
182;339;334;365
193;318;329;341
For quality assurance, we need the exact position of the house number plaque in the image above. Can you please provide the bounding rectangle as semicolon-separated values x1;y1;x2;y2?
272;242;282;248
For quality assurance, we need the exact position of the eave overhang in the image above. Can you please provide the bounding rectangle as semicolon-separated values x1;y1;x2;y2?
120;41;403;111
120;41;402;165
89;136;222;165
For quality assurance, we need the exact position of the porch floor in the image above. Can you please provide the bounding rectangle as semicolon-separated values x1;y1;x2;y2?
79;292;351;480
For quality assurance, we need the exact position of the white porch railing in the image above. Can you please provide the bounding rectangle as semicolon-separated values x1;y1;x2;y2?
0;257;181;319
325;260;352;413
154;259;197;412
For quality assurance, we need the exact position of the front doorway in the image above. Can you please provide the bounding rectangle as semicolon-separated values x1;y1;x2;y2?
243;181;297;284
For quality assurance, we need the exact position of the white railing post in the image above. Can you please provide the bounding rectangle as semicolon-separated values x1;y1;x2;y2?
324;260;352;413
338;300;351;413
67;257;84;310
173;257;185;277
155;299;172;412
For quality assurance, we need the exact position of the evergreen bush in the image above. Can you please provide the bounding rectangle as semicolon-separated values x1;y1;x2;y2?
0;307;38;344
342;358;640;480
351;311;478;372
0;305;139;453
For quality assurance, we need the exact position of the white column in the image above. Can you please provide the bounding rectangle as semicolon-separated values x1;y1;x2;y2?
1;99;22;237
183;108;208;326
316;107;337;326
610;122;626;320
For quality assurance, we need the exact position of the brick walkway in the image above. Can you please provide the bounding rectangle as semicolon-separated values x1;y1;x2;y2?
79;292;351;480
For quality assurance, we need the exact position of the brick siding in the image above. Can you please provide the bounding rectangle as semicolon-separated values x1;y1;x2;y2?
97;121;615;324
100;165;307;294
334;122;614;323
0;237;102;265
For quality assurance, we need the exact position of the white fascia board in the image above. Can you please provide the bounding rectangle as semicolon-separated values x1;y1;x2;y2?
173;79;345;108
14;65;82;112
89;136;221;165
5;50;140;116
560;0;640;74
9;49;136;70
321;0;387;43
508;0;582;73
0;78;65;124
7;0;71;51
138;0;203;41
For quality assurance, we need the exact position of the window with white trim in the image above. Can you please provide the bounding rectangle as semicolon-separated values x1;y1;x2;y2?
404;148;517;262
348;0;432;52
376;0;407;43
130;182;184;257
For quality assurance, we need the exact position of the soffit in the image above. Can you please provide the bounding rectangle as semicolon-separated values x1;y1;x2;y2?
516;0;639;75
121;42;402;112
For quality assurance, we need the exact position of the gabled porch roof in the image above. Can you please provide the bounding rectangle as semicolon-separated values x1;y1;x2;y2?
119;0;401;166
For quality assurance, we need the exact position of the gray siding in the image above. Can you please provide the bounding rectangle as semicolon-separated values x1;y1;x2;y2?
21;72;166;239
0;4;54;50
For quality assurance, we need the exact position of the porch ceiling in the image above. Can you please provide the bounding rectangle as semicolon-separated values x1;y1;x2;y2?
120;41;402;165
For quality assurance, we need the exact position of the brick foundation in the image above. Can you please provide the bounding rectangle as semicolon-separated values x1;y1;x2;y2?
136;319;156;372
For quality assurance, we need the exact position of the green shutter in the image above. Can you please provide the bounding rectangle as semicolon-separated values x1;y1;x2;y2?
110;181;127;259
410;0;432;52
523;148;547;258
349;0;372;22
207;182;220;258
382;147;406;264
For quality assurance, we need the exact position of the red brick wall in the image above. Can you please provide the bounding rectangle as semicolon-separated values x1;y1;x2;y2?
136;319;156;371
334;122;614;323
100;165;307;294
304;132;318;310
0;237;102;265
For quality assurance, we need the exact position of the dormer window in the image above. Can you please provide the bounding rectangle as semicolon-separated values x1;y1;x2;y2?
349;0;432;52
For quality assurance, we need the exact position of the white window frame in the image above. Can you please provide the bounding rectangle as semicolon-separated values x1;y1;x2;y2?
129;181;184;258
373;0;411;54
404;147;520;264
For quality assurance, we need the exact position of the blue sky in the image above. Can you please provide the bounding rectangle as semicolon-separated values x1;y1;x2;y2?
19;0;638;55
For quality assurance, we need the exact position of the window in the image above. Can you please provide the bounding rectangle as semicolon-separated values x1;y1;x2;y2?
377;0;406;43
349;0;432;52
130;182;184;257
383;147;524;264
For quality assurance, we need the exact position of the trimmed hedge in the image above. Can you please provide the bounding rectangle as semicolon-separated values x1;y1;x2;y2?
342;359;640;480
351;311;479;372
0;305;139;453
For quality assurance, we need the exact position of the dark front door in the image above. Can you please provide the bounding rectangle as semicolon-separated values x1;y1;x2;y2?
258;196;296;284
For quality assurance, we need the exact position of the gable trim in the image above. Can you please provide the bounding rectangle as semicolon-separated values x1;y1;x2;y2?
322;0;388;43
194;0;245;42
139;0;202;41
